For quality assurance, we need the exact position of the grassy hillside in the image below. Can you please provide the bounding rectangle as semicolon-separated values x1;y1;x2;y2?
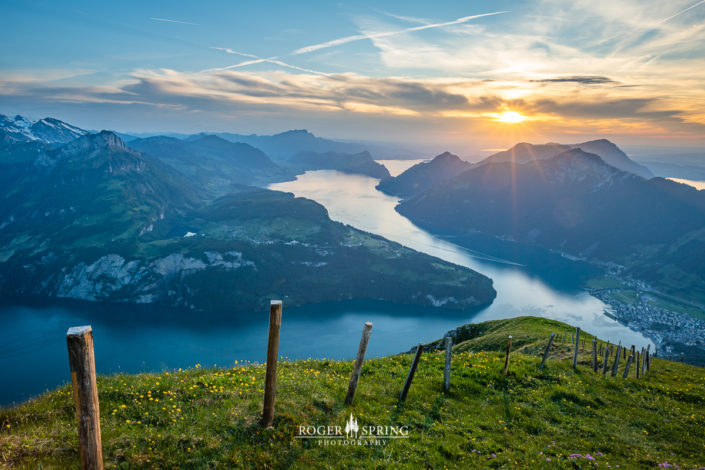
1;317;704;469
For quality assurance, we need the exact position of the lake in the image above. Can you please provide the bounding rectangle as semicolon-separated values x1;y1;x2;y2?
0;160;651;406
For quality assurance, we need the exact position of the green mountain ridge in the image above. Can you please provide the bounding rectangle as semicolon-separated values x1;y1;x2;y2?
1;316;703;469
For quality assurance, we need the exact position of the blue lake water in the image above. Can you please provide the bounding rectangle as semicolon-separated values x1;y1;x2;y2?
0;160;652;406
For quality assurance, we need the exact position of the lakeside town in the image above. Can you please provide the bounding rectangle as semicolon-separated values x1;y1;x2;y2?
585;272;705;366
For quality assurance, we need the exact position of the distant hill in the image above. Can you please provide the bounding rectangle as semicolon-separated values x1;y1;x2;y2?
129;134;294;192
640;161;705;181
289;150;391;179
376;152;470;198
197;129;370;162
0;131;496;312
0;113;88;144
481;139;654;179
397;149;705;302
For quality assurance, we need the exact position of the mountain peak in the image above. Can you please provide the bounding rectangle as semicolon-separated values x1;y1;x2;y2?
275;129;315;138
434;151;461;162
58;130;127;157
0;113;89;144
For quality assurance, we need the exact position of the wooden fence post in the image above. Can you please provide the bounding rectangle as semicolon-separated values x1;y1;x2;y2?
641;348;647;376
611;345;622;377
592;339;597;372
572;327;581;369
443;336;453;393
636;351;641;379
602;344;610;375
646;345;651;372
263;300;282;428
503;335;513;376
623;355;633;378
400;344;423;402
66;326;103;470
345;322;373;405
539;332;555;370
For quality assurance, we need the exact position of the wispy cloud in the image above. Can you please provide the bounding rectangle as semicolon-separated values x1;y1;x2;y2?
291;11;508;55
531;76;616;85
149;17;199;26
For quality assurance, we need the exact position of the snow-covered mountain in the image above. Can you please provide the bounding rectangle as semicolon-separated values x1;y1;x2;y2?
0;113;88;144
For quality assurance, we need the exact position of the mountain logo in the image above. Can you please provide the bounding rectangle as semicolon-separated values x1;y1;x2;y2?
344;413;359;439
296;413;409;446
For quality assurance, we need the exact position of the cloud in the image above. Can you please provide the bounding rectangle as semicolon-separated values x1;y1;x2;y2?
2;2;704;145
531;76;617;85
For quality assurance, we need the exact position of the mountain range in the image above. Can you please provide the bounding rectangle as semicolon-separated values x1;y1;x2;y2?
394;148;705;303
480;139;654;179
377;138;655;201
0;114;88;144
129;134;293;193
0;117;496;312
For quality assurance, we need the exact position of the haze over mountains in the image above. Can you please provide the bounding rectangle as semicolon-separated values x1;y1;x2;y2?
0;114;496;312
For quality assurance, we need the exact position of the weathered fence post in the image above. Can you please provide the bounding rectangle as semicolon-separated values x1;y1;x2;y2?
592;339;597;372
623;355;633;378
611;344;622;377
539;332;555;370
503;335;513;376
345;321;373;405
636;351;641;379
66;326;103;470
602;344;610;375
641;348;647;376
646;345;651;372
263;300;282;428
400;344;424;402
572;327;581;369
443;336;452;393
598;342;603;357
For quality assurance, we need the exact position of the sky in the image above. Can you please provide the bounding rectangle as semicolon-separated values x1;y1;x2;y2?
1;0;704;155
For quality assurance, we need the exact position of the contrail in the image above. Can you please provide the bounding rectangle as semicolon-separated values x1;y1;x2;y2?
206;11;507;75
291;11;508;55
658;0;705;23
150;17;199;25
205;47;329;75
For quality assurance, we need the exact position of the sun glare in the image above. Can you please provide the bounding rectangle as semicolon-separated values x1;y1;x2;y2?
494;110;528;123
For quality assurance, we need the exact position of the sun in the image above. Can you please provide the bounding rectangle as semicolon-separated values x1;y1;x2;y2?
494;110;528;123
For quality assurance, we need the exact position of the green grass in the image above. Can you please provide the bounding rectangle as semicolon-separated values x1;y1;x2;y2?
645;292;705;322
2;317;704;469
584;277;628;290
607;290;638;305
